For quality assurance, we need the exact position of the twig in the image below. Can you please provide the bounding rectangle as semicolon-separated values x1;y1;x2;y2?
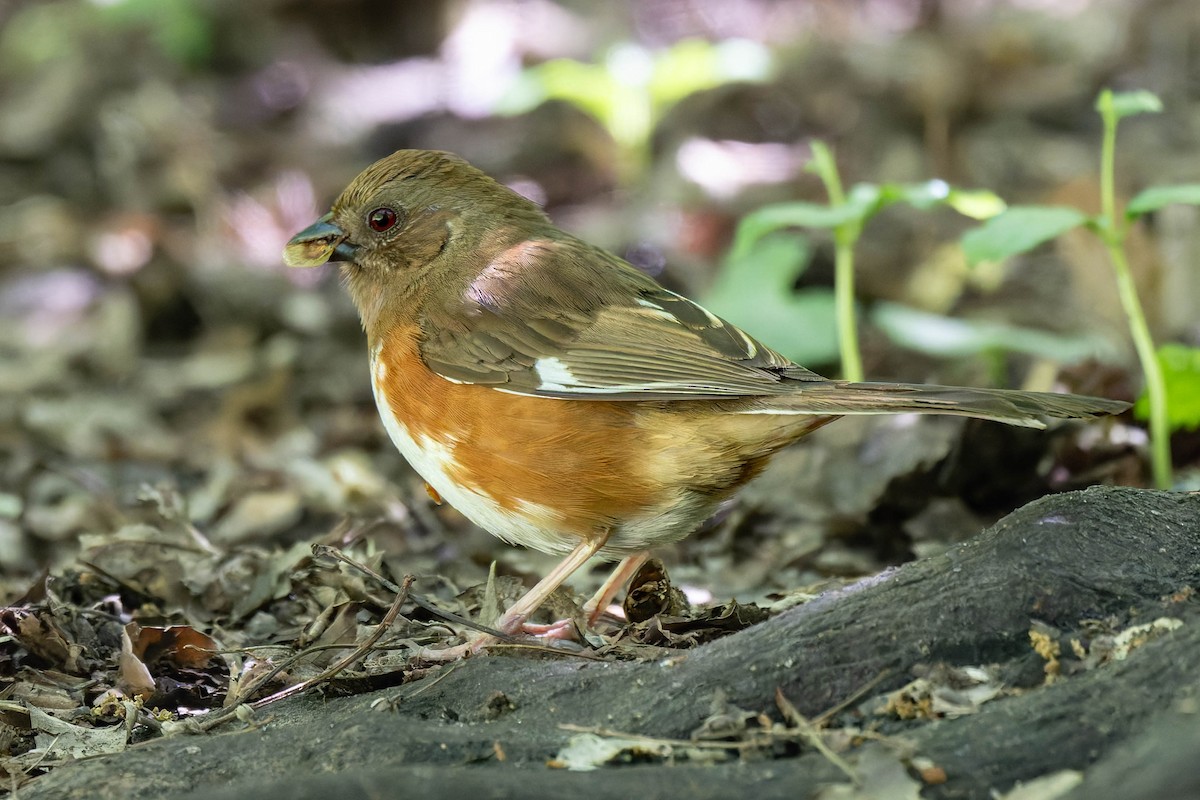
191;576;416;732
26;733;63;773
812;668;892;727
312;544;401;592
479;640;604;660
312;544;517;641
776;688;858;783
193;649;316;732
313;545;604;661
556;723;777;751
251;575;415;708
556;671;893;777
370;662;462;711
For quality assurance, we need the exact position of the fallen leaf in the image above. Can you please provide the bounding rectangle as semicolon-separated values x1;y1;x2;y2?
25;705;128;760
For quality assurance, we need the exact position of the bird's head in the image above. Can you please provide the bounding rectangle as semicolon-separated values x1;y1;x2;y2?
283;149;549;330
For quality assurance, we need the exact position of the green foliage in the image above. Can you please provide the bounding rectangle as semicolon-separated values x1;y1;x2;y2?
98;0;213;67
735;180;1006;260
723;85;1197;492
0;4;84;69
728;201;861;261
0;0;212;69
871;303;1116;363
725;87;1189;487
1134;345;1200;431
960;206;1088;265
504;39;771;161
729;140;1007;382
952;141;1200;475
702;234;839;366
1095;89;1163;120
956;87;1200;488
647;39;768;109
932;188;1007;219
1127;185;1200;217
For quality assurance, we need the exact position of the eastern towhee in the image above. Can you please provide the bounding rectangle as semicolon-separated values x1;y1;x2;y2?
283;149;1128;658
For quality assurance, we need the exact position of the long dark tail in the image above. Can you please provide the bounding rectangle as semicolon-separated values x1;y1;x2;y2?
749;382;1130;429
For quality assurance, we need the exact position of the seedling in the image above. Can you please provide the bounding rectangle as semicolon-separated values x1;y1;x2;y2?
963;90;1200;489
722;140;1003;380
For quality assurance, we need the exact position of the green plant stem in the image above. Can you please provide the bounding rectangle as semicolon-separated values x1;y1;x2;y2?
1105;241;1171;488
1100;99;1117;227
831;243;861;380
810;141;863;381
1098;101;1172;489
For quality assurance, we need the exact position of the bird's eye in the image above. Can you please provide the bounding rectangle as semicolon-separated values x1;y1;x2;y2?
367;207;398;233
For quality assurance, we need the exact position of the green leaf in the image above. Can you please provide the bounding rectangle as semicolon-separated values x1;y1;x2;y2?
755;202;864;229
507;58;616;123
1096;89;1163;120
713;233;812;301
1134;344;1200;431
502;56;647;148
729;203;861;261
843;183;885;219
881;180;945;210
871;302;1120;363
945;188;1007;220
648;39;723;108
733;181;1008;263
1127;184;1200;217
99;0;212;66
648;38;770;110
704;234;840;365
884;181;1007;219
504;39;771;154
961;206;1089;265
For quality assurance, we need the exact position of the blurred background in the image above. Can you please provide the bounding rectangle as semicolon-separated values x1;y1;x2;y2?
0;0;1197;606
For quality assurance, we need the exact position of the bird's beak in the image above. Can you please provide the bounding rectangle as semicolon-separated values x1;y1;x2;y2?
282;212;360;268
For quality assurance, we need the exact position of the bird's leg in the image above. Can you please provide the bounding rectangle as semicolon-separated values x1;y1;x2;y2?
493;533;608;636
519;549;651;640
582;551;650;626
414;534;608;662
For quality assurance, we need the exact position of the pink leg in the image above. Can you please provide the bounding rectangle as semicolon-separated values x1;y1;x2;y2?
493;535;608;635
413;535;608;662
582;551;650;626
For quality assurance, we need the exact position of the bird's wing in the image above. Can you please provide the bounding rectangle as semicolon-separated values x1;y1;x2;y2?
418;237;825;400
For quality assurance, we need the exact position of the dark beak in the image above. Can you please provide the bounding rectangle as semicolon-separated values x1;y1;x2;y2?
282;212;360;268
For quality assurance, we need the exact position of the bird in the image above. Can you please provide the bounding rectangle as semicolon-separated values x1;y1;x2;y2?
283;149;1128;657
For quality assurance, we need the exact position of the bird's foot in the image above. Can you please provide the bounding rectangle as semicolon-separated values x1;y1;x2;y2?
516;617;580;641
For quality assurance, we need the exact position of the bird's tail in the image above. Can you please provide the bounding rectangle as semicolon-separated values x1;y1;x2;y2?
744;382;1130;429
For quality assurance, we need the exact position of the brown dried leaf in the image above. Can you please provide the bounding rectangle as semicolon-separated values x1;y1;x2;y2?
623;558;688;623
0;609;85;674
129;623;219;670
117;627;156;699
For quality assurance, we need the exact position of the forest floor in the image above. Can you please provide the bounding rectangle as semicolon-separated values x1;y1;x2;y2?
2;2;1199;798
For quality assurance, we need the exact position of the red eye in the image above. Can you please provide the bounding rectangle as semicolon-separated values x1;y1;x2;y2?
368;207;398;232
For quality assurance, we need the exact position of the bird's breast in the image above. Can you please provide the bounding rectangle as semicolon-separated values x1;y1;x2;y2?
368;325;709;557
